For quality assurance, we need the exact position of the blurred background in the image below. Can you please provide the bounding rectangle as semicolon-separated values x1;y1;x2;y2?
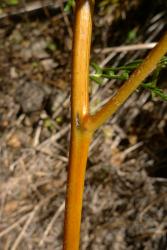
0;0;167;249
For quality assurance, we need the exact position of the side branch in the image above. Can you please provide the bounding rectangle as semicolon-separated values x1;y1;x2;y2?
85;32;167;132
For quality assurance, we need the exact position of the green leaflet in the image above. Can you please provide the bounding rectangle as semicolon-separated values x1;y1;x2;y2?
90;57;167;101
64;0;75;12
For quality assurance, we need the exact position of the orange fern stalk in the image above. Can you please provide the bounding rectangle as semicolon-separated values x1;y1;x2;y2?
63;1;167;249
63;1;94;250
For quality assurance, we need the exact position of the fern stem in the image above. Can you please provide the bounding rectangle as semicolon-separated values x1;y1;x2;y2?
63;1;94;250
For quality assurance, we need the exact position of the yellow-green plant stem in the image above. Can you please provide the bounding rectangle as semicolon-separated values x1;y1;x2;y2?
85;32;167;131
63;1;94;250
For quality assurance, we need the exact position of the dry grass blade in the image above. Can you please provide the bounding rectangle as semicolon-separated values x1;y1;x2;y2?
94;43;157;54
11;204;40;250
0;193;57;241
0;214;29;238
39;201;65;247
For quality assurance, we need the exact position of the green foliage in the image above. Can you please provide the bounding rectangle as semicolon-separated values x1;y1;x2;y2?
127;29;138;43
46;42;57;52
7;0;19;5
0;0;19;7
90;56;167;101
142;83;167;101
64;0;75;12
90;60;142;84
